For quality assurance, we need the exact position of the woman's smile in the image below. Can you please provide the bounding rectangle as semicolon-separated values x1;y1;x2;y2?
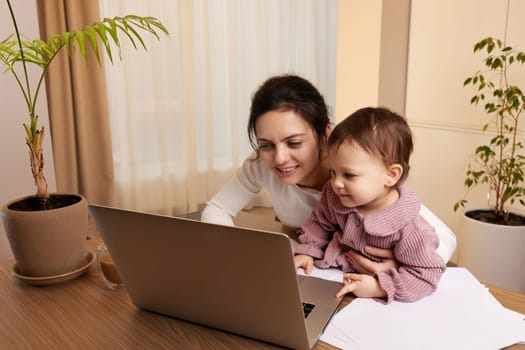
275;165;299;176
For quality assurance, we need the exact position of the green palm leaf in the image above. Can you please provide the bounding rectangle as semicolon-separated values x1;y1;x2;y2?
1;3;169;199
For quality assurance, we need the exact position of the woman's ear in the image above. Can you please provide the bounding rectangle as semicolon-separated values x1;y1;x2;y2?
385;164;403;187
319;125;332;159
325;125;331;138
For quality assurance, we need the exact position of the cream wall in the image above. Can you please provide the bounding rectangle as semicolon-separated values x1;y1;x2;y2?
335;0;382;122
336;0;410;120
0;2;56;260
336;0;525;264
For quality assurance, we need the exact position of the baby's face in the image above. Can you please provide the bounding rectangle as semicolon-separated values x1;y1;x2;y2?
328;141;393;215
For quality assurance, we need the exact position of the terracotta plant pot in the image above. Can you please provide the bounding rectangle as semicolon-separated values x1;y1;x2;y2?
1;193;88;277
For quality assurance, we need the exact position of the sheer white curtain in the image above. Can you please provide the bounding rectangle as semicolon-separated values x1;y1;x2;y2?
98;0;337;215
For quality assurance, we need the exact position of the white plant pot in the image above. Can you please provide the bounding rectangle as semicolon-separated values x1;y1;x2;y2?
459;208;525;293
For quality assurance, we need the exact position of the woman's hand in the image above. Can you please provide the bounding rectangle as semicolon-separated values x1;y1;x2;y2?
345;246;399;275
293;254;314;274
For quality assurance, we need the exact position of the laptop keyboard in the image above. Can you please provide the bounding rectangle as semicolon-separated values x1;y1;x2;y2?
302;302;315;319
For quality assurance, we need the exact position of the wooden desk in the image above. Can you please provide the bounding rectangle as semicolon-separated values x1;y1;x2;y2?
0;213;523;349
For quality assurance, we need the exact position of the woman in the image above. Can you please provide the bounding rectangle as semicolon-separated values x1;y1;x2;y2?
201;75;456;270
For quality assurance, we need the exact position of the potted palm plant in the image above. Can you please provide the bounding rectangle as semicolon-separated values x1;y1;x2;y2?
454;37;525;293
0;0;168;282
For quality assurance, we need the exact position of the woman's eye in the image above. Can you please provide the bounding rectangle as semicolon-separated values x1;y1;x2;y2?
288;141;302;148
258;143;273;150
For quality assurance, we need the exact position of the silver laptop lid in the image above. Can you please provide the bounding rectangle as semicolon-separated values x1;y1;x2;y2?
90;205;316;349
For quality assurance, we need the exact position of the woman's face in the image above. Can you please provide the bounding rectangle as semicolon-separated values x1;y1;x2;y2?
255;110;322;187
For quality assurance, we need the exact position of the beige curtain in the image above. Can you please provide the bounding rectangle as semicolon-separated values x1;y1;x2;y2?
36;0;115;206
99;0;337;215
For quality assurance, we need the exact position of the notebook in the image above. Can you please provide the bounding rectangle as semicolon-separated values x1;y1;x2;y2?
89;205;343;350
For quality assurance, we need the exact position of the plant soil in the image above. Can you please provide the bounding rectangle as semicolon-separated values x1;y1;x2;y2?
466;209;525;226
8;194;82;211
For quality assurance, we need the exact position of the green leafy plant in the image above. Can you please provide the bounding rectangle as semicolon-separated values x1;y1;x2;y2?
454;37;525;223
0;0;168;204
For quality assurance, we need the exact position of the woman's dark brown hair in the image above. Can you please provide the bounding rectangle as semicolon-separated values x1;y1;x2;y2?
247;74;330;155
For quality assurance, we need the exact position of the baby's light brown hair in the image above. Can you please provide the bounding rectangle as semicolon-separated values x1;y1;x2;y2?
328;107;413;185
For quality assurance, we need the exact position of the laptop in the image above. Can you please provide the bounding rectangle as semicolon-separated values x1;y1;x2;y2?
89;205;343;350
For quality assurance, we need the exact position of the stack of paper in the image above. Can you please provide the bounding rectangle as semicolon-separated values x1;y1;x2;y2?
299;267;525;349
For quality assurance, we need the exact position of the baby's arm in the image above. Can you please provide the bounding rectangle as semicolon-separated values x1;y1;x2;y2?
377;219;446;303
295;184;338;257
293;254;314;274
336;273;387;298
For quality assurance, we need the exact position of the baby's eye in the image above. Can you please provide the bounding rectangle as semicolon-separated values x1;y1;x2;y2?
344;173;355;179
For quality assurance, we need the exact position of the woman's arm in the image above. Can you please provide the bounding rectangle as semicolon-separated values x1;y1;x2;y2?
201;177;257;226
419;204;457;263
345;246;398;275
201;202;236;226
201;155;265;226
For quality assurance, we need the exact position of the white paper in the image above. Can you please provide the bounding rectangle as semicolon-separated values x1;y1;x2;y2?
316;268;525;350
296;265;343;283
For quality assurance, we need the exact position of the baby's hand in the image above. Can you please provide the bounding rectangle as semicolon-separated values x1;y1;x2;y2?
336;273;387;298
293;254;314;274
